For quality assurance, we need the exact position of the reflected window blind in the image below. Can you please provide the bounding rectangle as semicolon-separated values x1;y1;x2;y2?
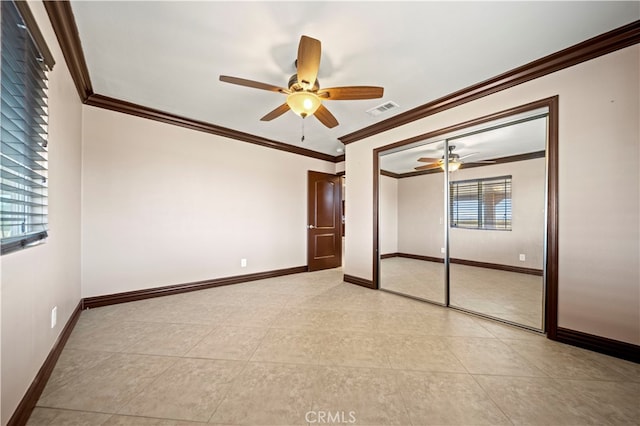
1;0;50;255
450;175;512;230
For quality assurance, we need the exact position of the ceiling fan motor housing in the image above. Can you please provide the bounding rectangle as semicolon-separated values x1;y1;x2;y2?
219;36;382;129
446;145;459;161
289;73;319;92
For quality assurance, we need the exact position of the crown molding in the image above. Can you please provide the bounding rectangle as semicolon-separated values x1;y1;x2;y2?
86;94;339;162
43;0;93;100
46;1;637;162
379;169;401;179
339;20;640;145
44;1;342;163
383;151;546;179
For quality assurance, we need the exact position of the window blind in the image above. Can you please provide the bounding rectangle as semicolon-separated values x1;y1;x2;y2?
1;0;50;255
450;175;512;230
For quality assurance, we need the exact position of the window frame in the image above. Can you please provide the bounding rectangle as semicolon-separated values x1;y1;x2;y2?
1;0;54;255
449;175;512;231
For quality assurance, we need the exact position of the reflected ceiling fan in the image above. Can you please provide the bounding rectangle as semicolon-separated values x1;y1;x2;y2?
415;146;496;172
219;35;384;129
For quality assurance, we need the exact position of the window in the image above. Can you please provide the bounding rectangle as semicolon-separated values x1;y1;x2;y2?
1;1;54;255
450;175;512;230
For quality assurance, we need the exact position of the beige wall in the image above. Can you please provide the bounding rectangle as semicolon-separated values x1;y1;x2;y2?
396;171;446;259
450;158;546;269
81;107;336;298
0;2;83;423
378;175;398;255
390;158;545;268
345;45;640;345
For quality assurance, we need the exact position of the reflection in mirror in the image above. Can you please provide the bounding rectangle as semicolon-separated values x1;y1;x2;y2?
379;141;446;304
376;106;548;331
448;114;547;330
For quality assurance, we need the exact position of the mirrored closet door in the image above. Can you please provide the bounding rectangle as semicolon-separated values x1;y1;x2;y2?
378;140;446;304
376;106;549;331
447;113;547;330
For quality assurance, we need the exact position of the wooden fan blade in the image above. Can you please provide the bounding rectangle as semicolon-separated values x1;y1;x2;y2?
417;157;442;163
314;104;338;128
458;153;477;161
415;162;443;171
219;75;288;93
261;103;291;121
297;36;321;89
318;86;384;100
468;160;497;164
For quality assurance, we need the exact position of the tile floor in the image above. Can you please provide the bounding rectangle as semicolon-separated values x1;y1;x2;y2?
380;257;543;329
29;268;639;425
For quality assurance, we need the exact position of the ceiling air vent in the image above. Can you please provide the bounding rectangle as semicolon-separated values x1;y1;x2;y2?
367;101;399;117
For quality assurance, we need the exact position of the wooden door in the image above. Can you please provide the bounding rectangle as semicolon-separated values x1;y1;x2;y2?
307;171;342;271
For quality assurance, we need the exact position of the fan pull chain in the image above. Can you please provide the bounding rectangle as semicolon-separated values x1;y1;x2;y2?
301;117;305;143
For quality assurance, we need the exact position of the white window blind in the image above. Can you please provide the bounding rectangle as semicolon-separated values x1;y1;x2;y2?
1;0;51;255
450;175;512;230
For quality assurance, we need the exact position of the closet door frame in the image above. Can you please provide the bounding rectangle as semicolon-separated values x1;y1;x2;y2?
373;96;558;336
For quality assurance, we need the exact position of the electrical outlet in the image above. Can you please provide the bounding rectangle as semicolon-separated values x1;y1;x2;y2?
51;306;57;329
240;258;247;268
440;247;445;254
519;254;526;262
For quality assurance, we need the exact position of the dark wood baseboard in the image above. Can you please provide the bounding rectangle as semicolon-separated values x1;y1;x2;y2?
343;274;376;289
385;252;543;275
7;270;639;426
380;253;398;259
83;266;308;309
450;258;543;276
397;253;445;263
8;302;83;426
555;327;640;364
382;252;443;262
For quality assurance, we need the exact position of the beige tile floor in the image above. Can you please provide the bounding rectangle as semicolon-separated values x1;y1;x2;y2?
29;268;639;425
380;257;543;329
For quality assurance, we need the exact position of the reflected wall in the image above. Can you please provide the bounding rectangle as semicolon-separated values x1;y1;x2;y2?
376;110;548;331
379;142;446;304
448;157;546;329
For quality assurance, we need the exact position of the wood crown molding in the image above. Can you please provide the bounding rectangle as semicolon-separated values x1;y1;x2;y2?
44;2;638;162
43;0;92;100
380;169;402;179
340;20;640;144
43;1;342;163
86;94;339;162
382;151;545;179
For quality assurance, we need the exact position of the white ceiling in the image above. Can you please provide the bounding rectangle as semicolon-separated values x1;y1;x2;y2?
70;1;639;156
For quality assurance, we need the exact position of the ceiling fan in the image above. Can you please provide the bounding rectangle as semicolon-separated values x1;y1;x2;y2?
415;145;496;172
219;35;384;129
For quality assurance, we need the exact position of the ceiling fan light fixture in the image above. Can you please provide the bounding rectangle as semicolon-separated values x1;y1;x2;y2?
441;161;461;172
287;91;321;117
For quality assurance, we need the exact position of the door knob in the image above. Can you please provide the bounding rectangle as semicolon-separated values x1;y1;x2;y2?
308;225;315;229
